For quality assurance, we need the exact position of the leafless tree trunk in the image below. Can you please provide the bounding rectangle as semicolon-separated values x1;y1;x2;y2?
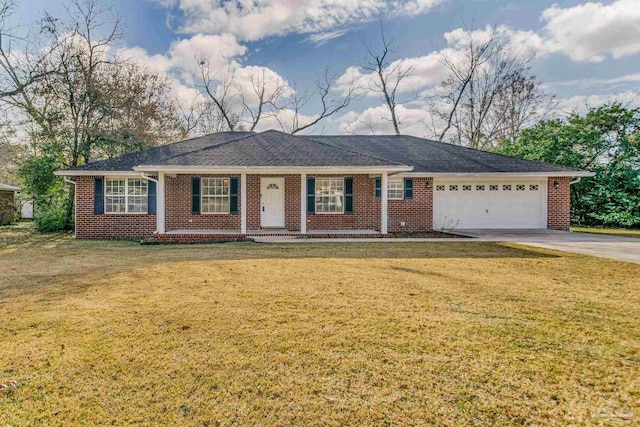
361;23;414;135
430;24;548;149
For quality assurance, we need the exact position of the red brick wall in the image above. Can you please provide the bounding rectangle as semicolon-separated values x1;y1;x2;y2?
387;177;433;232
547;177;571;230
75;173;437;238
165;174;241;231
307;175;381;231
75;176;156;239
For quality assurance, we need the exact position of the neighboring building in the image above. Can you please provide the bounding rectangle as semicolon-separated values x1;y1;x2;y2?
0;183;20;226
54;130;593;240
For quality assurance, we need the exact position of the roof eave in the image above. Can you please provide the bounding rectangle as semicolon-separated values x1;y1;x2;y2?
54;170;142;177
396;171;595;178
132;165;414;174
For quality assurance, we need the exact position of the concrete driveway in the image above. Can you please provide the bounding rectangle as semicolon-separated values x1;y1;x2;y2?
457;229;640;264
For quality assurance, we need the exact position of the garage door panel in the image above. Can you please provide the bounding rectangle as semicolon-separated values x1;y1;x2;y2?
433;180;546;229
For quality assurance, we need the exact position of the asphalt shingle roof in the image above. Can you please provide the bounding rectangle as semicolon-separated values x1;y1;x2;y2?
154;130;402;167
0;183;20;192
63;129;583;174
69;132;254;171
302;134;582;174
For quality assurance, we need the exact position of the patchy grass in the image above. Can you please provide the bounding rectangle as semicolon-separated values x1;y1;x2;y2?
1;224;639;425
571;226;640;239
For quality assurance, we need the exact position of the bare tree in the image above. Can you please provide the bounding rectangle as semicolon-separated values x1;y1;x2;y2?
430;24;548;149
271;67;359;134
0;0;62;100
196;59;238;131
361;23;415;135
3;0;182;222
237;67;288;131
176;95;239;137
488;71;554;145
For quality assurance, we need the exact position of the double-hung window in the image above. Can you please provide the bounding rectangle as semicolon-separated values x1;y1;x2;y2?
387;179;404;199
315;178;344;213
105;178;148;214
201;178;230;214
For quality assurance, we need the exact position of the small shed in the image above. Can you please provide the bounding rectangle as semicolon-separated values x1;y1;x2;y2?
0;183;20;225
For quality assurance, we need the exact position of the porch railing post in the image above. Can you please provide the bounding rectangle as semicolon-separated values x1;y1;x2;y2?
300;173;307;234
241;173;247;234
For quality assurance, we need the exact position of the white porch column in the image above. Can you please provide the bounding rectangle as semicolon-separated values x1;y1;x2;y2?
241;173;247;234
157;172;166;234
381;171;388;234
300;173;307;234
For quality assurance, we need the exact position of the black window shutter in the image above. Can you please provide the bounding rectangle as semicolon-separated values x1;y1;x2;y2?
94;178;104;214
306;177;315;214
147;180;157;214
230;177;239;214
404;178;413;199
344;177;354;214
191;177;201;214
375;178;381;199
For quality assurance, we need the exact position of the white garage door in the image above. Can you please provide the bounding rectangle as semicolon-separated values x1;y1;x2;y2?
433;180;547;229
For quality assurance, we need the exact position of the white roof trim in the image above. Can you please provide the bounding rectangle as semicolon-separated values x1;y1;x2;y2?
132;165;414;174
395;171;595;178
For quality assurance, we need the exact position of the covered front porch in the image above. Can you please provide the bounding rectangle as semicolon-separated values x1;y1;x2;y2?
141;166;409;239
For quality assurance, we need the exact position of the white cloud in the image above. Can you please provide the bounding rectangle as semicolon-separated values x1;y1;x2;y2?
540;0;640;62
167;33;247;74
118;34;247;84
445;25;546;58
554;91;640;116
157;0;444;42
340;103;431;136
305;29;348;46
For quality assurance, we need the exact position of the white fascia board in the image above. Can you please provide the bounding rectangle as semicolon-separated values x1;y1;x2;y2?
54;170;144;177
132;165;413;174
394;171;595;178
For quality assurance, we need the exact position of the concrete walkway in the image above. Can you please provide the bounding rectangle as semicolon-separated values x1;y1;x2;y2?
250;229;640;264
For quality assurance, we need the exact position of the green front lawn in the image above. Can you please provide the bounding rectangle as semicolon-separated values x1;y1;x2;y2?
571;226;640;238
1;224;639;425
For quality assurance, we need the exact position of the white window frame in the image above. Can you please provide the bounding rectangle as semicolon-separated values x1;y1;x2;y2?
104;178;148;214
315;177;345;214
387;178;404;200
201;177;231;214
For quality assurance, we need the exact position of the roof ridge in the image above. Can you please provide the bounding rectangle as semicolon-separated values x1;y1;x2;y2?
300;133;406;167
148;129;407;167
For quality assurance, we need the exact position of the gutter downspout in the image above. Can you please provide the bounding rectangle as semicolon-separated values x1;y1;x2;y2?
570;177;581;185
140;173;158;184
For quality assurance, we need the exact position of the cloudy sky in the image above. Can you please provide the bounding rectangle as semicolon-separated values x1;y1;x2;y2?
15;0;640;136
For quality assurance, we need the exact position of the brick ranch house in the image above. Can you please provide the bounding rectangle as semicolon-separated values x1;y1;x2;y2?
55;130;593;240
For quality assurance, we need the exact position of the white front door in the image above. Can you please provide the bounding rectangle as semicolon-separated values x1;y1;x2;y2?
261;177;285;228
